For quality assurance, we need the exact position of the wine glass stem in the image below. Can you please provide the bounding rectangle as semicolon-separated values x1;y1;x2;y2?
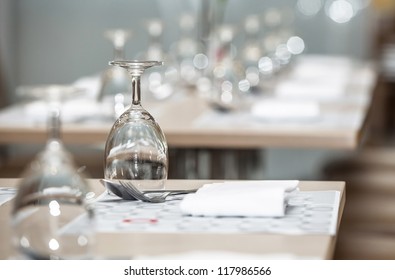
113;47;124;61
48;107;61;140
131;75;141;105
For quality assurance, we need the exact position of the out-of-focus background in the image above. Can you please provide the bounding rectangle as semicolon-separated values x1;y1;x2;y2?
0;0;379;101
0;0;387;177
1;0;395;259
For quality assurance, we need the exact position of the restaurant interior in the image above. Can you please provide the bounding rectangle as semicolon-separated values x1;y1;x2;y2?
1;0;395;260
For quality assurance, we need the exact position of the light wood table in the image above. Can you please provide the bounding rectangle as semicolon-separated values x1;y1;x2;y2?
0;178;345;260
0;92;374;150
0;58;377;150
0;57;378;179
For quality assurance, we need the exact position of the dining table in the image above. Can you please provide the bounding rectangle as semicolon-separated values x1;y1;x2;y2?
0;55;379;180
0;178;345;260
0;55;377;150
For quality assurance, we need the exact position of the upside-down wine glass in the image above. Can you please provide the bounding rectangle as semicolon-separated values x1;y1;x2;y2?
97;29;132;120
171;13;203;89
209;25;247;111
104;60;168;192
12;85;95;259
140;19;178;101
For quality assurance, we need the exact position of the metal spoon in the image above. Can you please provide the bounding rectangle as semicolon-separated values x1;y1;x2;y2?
119;180;171;203
208;99;236;113
100;179;137;200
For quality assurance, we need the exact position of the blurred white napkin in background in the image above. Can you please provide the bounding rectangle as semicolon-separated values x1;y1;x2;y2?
251;99;320;121
278;55;350;101
180;180;299;217
23;98;103;124
72;74;101;99
274;80;345;101
292;55;352;83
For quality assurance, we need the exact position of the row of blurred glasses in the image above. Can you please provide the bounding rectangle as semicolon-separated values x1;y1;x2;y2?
97;8;305;119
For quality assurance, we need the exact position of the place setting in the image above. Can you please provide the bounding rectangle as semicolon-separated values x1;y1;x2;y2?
6;59;343;261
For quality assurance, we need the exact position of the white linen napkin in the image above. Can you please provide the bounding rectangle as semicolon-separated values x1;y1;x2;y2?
179;180;299;217
274;80;346;101
291;54;352;83
23;98;102;124
251;99;320;121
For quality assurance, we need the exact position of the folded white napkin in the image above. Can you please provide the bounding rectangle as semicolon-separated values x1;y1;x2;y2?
179;180;299;217
292;55;352;83
274;79;346;101
23;98;103;124
251;99;320;121
72;74;101;99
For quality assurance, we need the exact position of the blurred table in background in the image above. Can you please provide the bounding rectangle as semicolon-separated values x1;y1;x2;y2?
0;55;379;178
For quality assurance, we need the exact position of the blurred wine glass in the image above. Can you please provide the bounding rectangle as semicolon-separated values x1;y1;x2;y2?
257;7;297;91
170;13;204;89
140;19;178;101
240;14;264;93
208;24;248;111
97;29;132;120
12;85;95;260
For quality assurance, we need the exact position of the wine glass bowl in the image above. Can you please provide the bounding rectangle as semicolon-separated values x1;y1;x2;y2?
12;141;94;259
12;85;95;260
104;60;168;191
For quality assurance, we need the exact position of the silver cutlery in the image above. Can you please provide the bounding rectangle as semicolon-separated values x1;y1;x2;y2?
100;179;196;202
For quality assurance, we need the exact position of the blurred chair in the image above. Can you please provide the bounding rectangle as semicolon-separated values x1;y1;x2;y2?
324;147;395;259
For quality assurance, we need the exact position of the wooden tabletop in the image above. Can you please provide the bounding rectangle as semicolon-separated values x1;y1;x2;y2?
0;72;377;150
0;56;377;150
0;178;345;260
